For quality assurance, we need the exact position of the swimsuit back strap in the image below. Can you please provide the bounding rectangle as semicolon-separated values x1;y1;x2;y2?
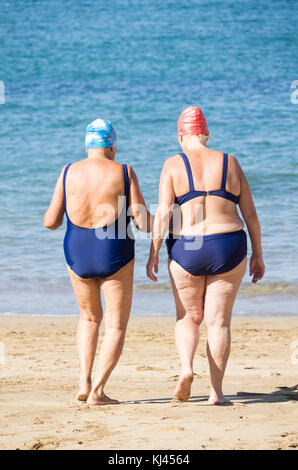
122;163;130;199
221;153;228;190
63;163;72;216
180;153;194;192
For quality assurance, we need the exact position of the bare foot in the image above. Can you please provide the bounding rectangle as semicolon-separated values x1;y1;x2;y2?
76;379;91;402
77;392;90;402
174;373;194;402
208;393;232;406
87;392;120;406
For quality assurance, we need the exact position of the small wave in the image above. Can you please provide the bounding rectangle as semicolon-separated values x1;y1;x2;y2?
134;281;298;296
134;283;171;292
239;281;298;297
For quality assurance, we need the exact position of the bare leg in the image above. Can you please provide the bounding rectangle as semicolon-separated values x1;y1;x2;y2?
87;260;134;406
204;257;247;405
67;265;103;401
168;260;205;402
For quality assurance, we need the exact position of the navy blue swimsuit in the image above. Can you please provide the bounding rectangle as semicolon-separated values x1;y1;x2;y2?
63;163;135;279
166;153;247;276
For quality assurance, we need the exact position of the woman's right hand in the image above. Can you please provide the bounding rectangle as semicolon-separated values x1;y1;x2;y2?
249;254;265;283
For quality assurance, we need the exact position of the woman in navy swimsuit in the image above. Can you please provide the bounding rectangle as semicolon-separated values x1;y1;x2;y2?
44;119;151;405
147;106;265;405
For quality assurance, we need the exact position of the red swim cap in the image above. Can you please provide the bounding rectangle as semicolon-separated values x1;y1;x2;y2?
177;106;209;136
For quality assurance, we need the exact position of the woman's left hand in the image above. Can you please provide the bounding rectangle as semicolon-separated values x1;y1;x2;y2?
249;254;265;283
146;255;159;282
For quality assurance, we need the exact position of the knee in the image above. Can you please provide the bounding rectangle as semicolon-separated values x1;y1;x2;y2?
190;312;203;326
80;309;102;324
179;311;203;326
205;316;230;331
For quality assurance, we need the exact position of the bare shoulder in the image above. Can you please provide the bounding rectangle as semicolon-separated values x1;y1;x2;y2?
126;164;134;173
58;163;68;178
64;159;87;176
62;160;85;178
127;164;137;180
227;154;242;175
228;154;238;163
165;153;181;164
68;158;86;167
162;154;182;172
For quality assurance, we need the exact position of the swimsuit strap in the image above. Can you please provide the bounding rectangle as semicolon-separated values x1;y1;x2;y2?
122;163;130;199
63;163;72;216
180;153;194;192
221;153;228;190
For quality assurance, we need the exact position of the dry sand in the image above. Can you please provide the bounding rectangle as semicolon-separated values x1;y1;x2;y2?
0;315;297;450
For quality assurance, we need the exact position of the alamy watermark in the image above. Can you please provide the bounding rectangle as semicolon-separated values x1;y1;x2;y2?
290;80;298;104
91;198;204;251
0;81;4;104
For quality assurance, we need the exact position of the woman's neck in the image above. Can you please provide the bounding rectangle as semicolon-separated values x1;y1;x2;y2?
87;148;114;161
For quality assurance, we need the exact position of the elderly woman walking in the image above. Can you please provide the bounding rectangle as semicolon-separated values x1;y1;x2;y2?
147;106;265;405
44;119;150;405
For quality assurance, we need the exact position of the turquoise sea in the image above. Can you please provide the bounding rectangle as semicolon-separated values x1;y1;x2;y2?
0;0;297;316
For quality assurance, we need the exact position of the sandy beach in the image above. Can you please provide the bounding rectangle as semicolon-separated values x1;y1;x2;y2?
0;315;297;450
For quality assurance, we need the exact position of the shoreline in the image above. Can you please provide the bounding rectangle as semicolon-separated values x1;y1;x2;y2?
2;283;298;317
0;316;297;450
1;310;297;318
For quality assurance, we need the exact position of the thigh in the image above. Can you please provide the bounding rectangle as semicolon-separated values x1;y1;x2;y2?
100;259;134;329
168;259;206;321
204;257;247;326
67;264;103;321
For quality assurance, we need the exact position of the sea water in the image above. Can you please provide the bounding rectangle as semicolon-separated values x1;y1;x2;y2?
0;0;297;316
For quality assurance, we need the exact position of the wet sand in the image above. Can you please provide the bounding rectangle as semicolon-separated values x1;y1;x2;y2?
0;315;297;450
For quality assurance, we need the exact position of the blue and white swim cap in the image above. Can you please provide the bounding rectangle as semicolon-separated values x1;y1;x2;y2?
85;118;117;148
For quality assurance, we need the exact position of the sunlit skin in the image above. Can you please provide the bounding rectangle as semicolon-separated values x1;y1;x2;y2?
147;134;265;405
44;146;151;405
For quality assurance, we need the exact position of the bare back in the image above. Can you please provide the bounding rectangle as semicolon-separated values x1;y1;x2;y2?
65;157;126;228
169;147;244;235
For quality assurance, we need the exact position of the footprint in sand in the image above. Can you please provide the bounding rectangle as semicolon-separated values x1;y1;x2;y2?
26;438;60;450
136;366;155;371
276;432;298;449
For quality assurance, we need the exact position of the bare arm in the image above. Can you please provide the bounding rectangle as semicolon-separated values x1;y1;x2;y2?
147;159;175;281
43;166;66;230
128;165;152;232
238;161;265;283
